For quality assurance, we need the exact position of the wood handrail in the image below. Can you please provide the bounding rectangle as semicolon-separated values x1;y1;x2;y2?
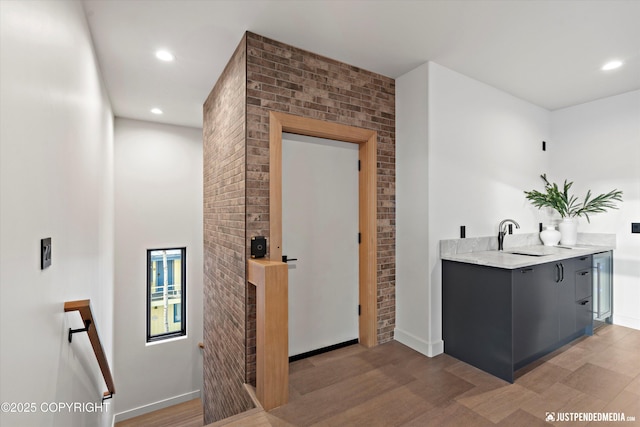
64;299;115;398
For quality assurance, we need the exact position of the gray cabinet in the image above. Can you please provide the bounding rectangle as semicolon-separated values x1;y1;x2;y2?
513;263;558;364
443;254;594;383
442;262;513;381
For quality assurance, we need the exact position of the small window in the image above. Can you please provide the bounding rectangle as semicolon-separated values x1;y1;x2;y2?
147;247;186;342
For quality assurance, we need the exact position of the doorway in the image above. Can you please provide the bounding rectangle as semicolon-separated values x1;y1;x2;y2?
269;111;378;348
282;133;359;356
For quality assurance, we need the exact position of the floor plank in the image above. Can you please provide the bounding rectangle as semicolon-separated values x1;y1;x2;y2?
115;398;203;427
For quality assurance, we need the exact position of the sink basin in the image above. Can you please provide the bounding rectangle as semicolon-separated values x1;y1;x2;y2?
503;245;575;257
506;251;547;257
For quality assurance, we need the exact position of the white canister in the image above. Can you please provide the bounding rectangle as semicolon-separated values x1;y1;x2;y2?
540;226;561;246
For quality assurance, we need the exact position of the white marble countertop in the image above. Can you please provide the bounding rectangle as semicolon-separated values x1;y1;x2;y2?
441;244;614;269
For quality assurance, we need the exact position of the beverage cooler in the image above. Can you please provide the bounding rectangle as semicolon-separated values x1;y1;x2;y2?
592;251;613;324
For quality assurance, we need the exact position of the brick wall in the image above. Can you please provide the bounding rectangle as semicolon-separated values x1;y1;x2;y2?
202;36;254;423
244;32;396;384
203;31;396;420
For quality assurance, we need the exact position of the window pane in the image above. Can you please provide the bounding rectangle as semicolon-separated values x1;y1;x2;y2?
173;303;182;323
147;248;186;342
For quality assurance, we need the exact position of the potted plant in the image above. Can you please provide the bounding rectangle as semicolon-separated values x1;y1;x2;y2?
524;174;623;245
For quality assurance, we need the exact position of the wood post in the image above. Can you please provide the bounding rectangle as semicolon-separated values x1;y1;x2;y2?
247;259;288;410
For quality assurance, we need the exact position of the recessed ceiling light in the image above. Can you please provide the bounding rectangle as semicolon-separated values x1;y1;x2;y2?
602;60;623;71
155;50;175;62
151;108;163;115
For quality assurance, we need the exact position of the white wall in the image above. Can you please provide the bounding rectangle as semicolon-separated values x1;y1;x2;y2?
396;64;432;354
0;1;115;426
396;62;551;356
551;90;640;329
113;118;203;421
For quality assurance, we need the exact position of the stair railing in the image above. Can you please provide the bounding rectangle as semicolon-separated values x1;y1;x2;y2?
64;299;115;401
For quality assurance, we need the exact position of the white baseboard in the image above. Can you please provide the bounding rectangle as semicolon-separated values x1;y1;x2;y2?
394;328;444;357
114;390;201;423
613;314;640;331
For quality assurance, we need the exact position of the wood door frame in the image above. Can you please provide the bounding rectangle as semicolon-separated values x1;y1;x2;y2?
269;111;377;347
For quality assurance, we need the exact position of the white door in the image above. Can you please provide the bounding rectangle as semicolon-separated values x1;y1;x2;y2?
282;133;359;357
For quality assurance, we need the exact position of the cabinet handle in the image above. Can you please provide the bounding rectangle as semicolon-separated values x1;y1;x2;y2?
580;271;590;276
580;257;588;261
521;268;534;273
596;262;601;316
579;300;590;306
555;264;560;283
560;263;564;282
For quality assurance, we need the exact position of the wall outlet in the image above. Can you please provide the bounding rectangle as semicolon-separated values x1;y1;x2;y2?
41;238;51;269
632;223;640;234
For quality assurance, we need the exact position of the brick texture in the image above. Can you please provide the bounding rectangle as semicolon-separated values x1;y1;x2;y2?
203;32;395;420
202;35;254;424
244;32;395;385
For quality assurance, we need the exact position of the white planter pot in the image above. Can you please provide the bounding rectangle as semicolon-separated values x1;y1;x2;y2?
540;226;561;246
558;218;578;245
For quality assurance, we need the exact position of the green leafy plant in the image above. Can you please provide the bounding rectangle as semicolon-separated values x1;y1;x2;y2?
524;174;623;223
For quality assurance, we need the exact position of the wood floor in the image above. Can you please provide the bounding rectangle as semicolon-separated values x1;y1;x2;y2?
118;324;640;426
115;398;203;427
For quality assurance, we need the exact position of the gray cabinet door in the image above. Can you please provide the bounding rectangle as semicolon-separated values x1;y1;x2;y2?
513;262;558;364
558;258;576;340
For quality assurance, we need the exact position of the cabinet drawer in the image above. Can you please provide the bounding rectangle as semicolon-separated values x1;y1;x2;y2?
576;297;593;332
575;268;592;301
574;255;592;271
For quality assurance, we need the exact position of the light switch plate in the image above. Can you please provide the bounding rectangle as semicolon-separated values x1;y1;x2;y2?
41;238;51;269
632;223;640;234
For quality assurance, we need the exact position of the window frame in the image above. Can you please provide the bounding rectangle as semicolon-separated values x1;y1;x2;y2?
146;247;187;343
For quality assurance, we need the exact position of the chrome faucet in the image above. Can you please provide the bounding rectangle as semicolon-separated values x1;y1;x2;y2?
498;219;520;251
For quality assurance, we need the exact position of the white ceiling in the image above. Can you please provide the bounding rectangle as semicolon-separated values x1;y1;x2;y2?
83;0;640;129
